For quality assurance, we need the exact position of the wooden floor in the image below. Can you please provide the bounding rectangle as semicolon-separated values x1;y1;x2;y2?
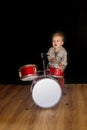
0;84;87;130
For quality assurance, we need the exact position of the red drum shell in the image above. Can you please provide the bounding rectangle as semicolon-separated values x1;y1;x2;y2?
19;64;39;81
47;66;64;78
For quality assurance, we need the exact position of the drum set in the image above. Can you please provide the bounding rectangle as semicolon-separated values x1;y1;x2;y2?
18;53;65;108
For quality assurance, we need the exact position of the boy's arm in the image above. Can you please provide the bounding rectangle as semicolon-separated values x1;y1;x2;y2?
59;51;67;69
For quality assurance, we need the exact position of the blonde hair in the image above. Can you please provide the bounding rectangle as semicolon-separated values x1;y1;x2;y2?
52;32;65;42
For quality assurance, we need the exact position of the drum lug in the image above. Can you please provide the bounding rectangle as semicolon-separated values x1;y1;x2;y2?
19;71;21;77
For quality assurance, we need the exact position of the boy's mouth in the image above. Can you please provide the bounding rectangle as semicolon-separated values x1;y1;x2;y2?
54;44;57;46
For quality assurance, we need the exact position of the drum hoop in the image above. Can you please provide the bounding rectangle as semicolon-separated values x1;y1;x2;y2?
19;64;37;71
50;75;64;78
32;77;62;108
48;65;62;69
20;74;39;79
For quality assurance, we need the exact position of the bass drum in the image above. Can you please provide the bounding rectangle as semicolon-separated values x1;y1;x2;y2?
31;75;62;108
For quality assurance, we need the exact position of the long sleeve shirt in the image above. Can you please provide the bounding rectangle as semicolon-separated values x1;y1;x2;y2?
47;46;67;69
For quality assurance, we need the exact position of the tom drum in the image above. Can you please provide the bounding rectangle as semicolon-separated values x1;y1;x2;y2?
47;65;64;78
19;64;39;81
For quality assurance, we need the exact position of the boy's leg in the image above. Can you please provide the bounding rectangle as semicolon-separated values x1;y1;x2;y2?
58;77;65;89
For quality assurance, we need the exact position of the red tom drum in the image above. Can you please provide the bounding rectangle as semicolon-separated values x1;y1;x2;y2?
19;64;39;81
47;65;64;78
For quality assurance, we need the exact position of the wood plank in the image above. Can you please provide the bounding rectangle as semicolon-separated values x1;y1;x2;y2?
0;84;87;130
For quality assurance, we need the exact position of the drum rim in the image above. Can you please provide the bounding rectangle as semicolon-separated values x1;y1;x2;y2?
48;74;64;78
19;64;38;70
48;65;63;69
20;74;39;79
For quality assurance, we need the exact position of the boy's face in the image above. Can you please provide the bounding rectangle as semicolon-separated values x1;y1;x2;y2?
52;36;64;50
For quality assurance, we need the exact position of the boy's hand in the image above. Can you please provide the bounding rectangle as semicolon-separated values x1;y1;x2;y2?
50;57;56;62
59;63;64;70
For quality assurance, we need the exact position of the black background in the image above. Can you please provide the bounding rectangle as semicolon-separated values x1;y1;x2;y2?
0;1;87;84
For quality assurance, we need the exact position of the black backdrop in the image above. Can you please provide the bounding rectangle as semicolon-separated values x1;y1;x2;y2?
0;1;87;84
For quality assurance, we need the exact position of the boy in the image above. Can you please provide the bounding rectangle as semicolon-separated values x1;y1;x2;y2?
47;32;68;88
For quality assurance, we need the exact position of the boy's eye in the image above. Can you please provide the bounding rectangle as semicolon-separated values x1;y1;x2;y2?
53;40;59;42
57;40;59;42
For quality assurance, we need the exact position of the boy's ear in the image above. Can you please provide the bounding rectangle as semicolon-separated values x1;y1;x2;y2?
61;41;64;45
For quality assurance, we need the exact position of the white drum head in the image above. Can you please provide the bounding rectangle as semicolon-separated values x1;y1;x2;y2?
32;78;62;108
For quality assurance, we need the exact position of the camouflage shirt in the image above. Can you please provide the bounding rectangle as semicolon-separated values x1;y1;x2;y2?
47;46;67;69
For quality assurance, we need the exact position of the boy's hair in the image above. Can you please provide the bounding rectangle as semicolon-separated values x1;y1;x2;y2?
52;32;65;42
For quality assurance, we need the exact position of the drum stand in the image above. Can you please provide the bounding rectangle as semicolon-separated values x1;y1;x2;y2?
27;90;68;110
41;53;47;76
26;53;68;110
26;99;68;110
60;99;69;106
